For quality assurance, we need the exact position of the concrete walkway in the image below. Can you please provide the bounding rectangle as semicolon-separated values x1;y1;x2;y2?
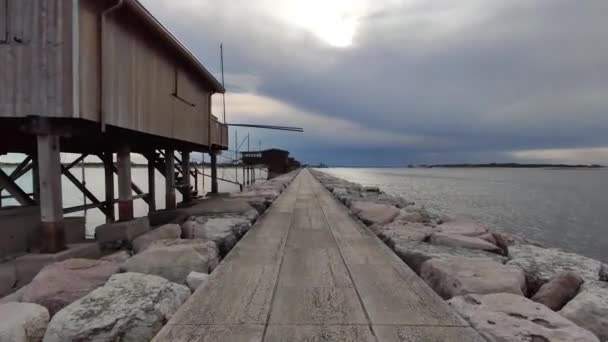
154;169;484;341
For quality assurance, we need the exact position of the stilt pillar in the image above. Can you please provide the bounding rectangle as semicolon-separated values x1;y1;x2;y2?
147;154;156;212
117;146;134;221
181;150;191;203
165;149;176;209
37;135;66;253
210;152;218;194
103;152;115;222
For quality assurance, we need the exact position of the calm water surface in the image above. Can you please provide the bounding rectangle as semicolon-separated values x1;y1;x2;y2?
1;166;262;237
322;167;608;262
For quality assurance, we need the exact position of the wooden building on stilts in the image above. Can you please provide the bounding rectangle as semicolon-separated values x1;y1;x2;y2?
0;0;228;255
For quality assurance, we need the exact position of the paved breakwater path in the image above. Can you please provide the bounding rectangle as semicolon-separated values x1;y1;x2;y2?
154;169;483;341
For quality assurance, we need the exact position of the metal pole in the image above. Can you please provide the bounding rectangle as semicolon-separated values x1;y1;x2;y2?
235;129;238;184
220;44;226;124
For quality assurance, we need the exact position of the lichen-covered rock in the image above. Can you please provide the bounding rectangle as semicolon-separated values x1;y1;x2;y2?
507;244;604;293
437;221;489;237
186;271;209;292
350;201;400;226
560;281;608;341
22;259;119;315
0;302;49;342
393;240;507;274
420;257;526;299
121;239;219;283
181;216;251;255
43;273;190;342
449;293;599;342
429;233;503;254
532;272;583;311
132;224;181;253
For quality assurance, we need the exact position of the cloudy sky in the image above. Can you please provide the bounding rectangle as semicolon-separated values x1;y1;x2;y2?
141;0;607;166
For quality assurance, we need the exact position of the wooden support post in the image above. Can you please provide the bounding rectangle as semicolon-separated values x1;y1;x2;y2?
103;152;115;222
210;152;218;194
242;166;246;187
181;150;191;203
117;146;133;221
165;149;176;209
37;135;66;253
32;152;40;203
147;155;156;212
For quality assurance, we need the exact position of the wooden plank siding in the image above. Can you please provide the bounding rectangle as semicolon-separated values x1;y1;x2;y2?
0;0;224;149
0;0;73;118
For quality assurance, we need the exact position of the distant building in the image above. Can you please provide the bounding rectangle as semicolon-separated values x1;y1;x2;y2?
241;149;300;179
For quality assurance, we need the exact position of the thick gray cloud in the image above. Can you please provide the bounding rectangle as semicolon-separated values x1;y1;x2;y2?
141;0;608;165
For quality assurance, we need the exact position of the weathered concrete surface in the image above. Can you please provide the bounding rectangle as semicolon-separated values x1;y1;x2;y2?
0;302;49;342
153;169;482;341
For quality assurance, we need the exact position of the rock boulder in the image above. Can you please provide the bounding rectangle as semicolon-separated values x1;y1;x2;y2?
186;271;209;292
599;263;608;282
43;273;190;342
420;257;526;299
507;244;604;293
121;239;219;283
0;302;49;342
437;221;488;237
182;215;251;255
393;240;507;274
429;233;503;254
100;250;131;264
95;217;149;250
0;261;17;297
131;224;181;253
22;259;119;315
532;272;583;311
350;201;400;226
560;281;608;341
449;293;599;342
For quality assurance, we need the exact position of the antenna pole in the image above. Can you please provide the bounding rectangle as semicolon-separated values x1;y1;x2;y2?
220;44;227;124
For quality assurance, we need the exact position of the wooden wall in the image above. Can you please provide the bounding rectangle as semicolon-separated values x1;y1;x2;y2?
78;1;213;146
0;0;73;118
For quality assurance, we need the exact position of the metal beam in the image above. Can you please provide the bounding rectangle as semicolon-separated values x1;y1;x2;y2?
61;166;112;219
0;168;36;206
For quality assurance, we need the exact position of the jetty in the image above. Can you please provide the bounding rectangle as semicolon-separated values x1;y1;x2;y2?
153;169;482;341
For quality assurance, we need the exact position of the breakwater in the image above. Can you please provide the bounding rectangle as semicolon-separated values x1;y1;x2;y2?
0;171;298;341
310;169;608;341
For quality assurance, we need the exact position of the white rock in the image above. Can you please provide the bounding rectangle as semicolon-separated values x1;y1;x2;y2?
121;239;219;283
449;293;599;342
22;259;120;315
507;244;603;292
350;201;400;226
437;221;489;236
393;240;507;274
0;285;29;304
186;271;209;292
420;257;527;299
0;302;49;342
560;281;608;341
429;233;503;254
131;224;182;253
182;215;251;255
43;273;190;342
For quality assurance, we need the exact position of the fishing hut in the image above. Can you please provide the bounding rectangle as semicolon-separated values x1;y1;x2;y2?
241;149;301;181
0;0;228;255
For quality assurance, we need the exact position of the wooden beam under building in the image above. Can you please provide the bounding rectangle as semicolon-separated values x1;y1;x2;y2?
117;146;134;221
165;149;176;209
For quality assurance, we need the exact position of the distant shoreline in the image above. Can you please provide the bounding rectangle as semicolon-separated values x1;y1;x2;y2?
409;163;605;169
